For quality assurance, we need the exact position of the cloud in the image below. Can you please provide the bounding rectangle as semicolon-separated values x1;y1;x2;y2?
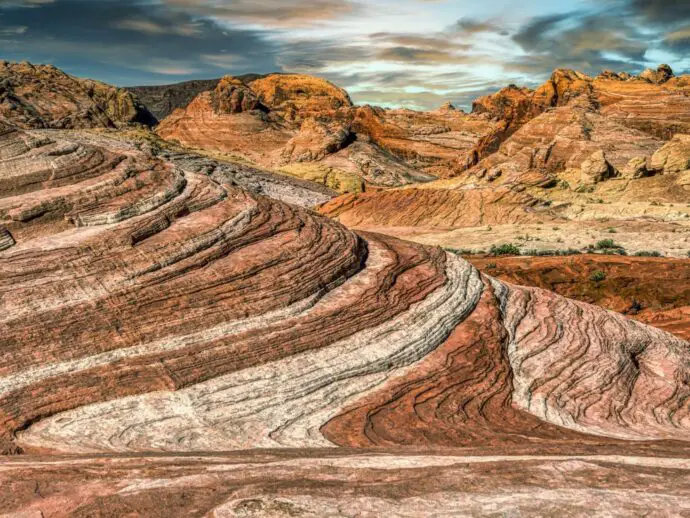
370;32;471;52
0;0;54;7
0;0;280;84
453;17;503;34
163;0;360;28
112;19;203;37
377;46;481;65
625;0;690;25
511;10;649;76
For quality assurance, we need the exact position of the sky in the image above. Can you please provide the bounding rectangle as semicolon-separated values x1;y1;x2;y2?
1;0;690;110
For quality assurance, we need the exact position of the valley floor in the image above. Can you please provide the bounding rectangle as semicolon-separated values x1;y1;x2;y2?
3;448;690;517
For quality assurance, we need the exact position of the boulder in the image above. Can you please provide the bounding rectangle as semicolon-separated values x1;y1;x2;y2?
281;118;352;163
212;76;264;114
437;101;457;113
640;64;674;84
621;156;650;179
650;134;690;173
580;150;617;184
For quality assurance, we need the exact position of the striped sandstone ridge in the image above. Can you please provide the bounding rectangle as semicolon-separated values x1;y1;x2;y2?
0;124;689;458
156;73;498;187
0;61;155;129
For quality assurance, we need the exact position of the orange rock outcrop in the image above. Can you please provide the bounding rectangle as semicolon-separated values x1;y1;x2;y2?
0;61;155;128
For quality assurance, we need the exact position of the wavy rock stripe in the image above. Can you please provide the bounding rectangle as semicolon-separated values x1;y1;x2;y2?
16;249;481;452
496;281;690;441
0;124;688;458
0;228;13;251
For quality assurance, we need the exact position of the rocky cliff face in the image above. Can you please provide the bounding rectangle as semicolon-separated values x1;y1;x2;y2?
0;61;156;129
128;78;220;121
320;65;690;259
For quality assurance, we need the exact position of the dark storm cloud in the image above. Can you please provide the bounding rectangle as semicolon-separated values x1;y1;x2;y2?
511;10;649;76
626;0;690;25
0;0;279;85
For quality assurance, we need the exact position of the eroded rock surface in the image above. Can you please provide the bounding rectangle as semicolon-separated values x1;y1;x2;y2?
157;73;498;187
0;124;688;459
319;66;690;256
0;61;155;128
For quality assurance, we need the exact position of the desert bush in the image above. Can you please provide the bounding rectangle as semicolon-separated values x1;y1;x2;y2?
489;243;521;256
634;251;662;257
590;270;607;282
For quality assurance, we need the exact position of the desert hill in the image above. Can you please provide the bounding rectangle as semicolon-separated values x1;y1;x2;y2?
318;65;690;260
0;61;156;129
156;72;500;190
128;78;221;120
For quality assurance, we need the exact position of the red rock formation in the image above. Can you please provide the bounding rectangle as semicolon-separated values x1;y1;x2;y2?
5;449;690;516
0;61;155;128
319;186;549;229
157;73;498;186
0;123;688;459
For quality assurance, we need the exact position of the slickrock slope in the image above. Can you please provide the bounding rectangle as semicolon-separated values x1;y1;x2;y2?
1;121;690;452
156;73;498;188
4;451;690;517
0;61;156;129
1;121;690;515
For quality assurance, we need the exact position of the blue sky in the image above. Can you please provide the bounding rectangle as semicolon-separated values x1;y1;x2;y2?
1;0;689;109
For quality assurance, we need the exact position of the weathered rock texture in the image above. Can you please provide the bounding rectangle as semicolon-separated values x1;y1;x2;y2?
0;61;155;128
471;255;690;340
319;66;690;256
128;78;221;120
0;123;689;460
156;73;499;187
4;450;690;517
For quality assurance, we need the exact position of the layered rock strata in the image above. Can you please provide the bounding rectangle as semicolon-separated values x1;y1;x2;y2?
0;123;688;458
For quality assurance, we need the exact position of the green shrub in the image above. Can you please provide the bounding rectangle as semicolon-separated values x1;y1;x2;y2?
590;270;607;282
634;251;662;257
595;239;623;250
489;243;521;256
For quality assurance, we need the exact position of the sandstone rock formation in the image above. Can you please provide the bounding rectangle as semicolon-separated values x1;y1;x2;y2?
319;66;690;257
651;134;690;173
580;150;617;184
1;123;689;459
4;450;690;517
0;61;155;128
157;73;499;187
470;254;690;340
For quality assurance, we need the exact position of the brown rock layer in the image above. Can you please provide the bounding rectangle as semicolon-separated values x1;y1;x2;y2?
470;255;690;340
